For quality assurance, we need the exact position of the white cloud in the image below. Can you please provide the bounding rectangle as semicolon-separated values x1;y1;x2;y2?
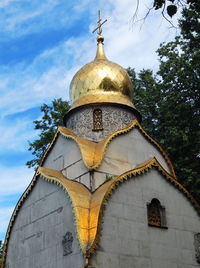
73;0;92;12
0;118;37;151
6;0;60;32
99;0;178;71
0;207;14;234
0;0;94;39
0;165;33;236
0;164;33;238
0;165;33;196
0;36;95;117
0;0;15;8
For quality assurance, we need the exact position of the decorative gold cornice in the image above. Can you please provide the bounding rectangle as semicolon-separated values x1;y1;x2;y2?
70;93;135;111
87;157;200;256
3;167;95;263
58;120;137;170
3;158;199;266
40;119;176;178
36;167;91;253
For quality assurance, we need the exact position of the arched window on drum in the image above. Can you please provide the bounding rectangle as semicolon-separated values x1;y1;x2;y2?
93;108;103;131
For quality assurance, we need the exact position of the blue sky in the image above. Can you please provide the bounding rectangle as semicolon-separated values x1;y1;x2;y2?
0;0;179;241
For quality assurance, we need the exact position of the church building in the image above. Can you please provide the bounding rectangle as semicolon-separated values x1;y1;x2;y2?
3;14;200;268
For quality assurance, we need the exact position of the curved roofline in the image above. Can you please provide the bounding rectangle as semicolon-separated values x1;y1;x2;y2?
41;119;175;178
3;158;199;266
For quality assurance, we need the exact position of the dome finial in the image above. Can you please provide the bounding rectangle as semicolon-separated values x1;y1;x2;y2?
92;10;107;60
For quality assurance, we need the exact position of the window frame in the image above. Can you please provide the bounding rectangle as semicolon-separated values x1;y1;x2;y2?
147;198;168;229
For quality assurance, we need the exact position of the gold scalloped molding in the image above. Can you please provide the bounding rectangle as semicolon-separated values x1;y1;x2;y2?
58;121;137;170
87;157;200;256
37;168;91;256
2;168;89;267
40;119;176;178
3;158;199;266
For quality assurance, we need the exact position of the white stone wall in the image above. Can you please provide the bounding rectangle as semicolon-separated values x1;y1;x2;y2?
99;127;171;175
5;179;84;268
42;127;172;191
43;136;91;189
91;169;200;268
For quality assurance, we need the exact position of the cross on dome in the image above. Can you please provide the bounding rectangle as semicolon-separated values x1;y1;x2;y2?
92;10;107;36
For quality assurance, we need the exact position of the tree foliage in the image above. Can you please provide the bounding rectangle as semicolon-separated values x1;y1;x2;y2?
26;98;70;168
128;65;199;202
128;0;200;201
179;0;200;48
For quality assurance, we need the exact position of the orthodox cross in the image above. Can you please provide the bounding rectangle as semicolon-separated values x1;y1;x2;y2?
92;10;107;35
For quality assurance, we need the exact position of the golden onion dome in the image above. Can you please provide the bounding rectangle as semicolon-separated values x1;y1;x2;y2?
69;35;135;110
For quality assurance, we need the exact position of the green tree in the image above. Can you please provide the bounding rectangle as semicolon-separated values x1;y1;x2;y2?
128;64;200;202
127;68;161;138
179;0;200;47
157;1;200;200
26;98;70;169
128;0;200;202
157;45;199;199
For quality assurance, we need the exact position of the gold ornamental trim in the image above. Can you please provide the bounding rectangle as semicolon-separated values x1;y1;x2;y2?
3;158;200;266
36;167;91;253
87;157;200;256
70;93;135;110
58;120;137;170
40;119;176;178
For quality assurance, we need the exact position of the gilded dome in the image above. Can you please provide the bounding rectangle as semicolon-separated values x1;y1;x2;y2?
69;36;135;109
